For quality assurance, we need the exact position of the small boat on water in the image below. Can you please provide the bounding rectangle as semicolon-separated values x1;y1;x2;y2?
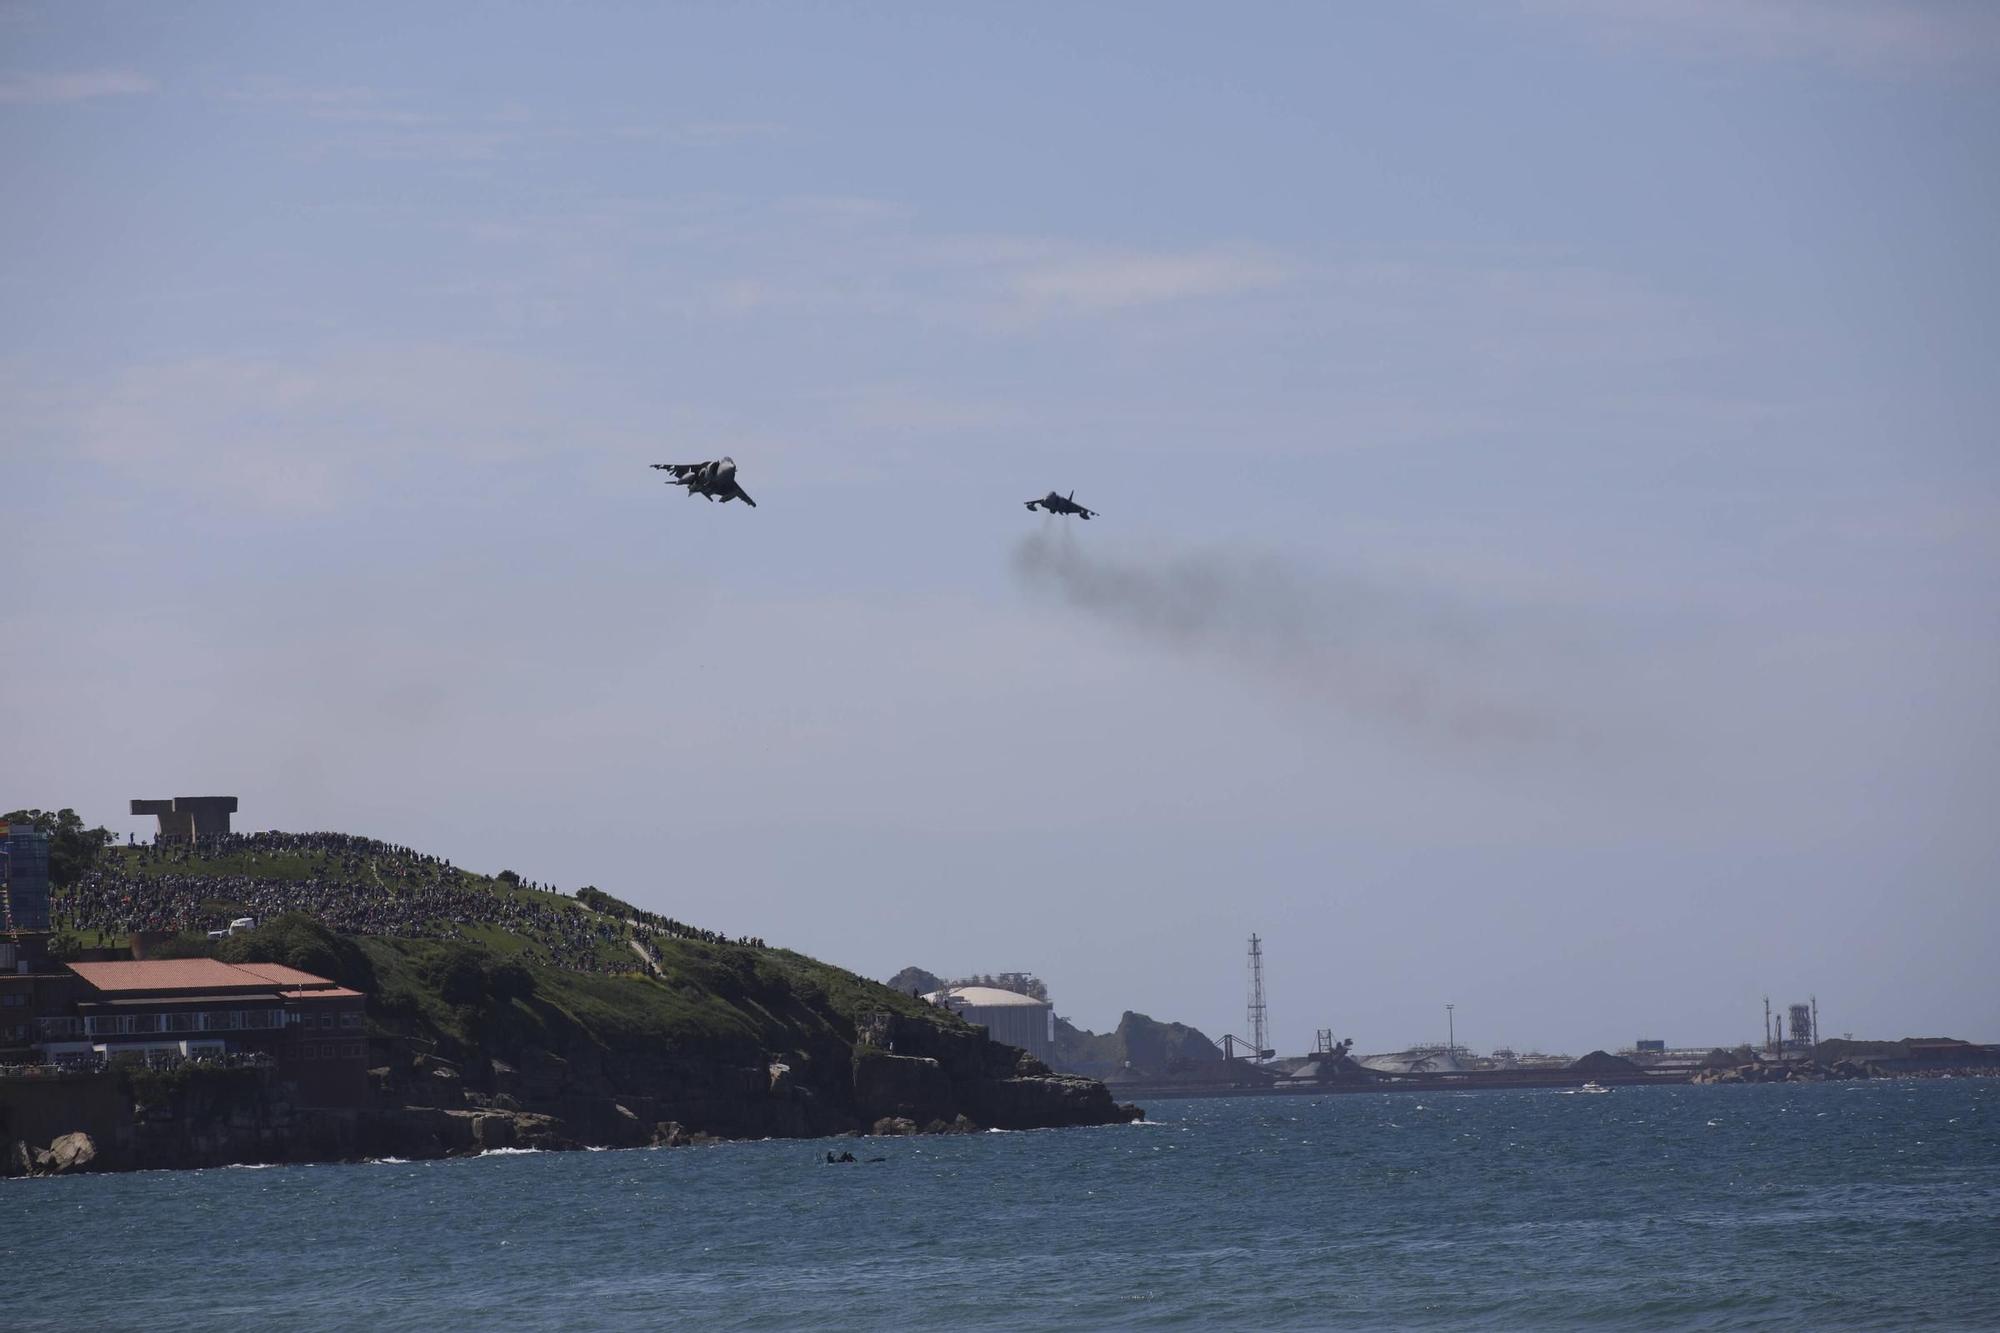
1577;1081;1610;1094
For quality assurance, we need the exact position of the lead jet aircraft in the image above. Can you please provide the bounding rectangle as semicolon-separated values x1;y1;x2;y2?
1025;489;1097;520
651;457;756;507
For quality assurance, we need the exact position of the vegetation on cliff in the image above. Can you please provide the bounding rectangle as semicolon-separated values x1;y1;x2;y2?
43;832;1137;1145
2;807;113;888
884;966;944;997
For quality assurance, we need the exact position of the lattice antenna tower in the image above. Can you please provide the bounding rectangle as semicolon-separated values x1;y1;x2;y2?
1246;933;1269;1061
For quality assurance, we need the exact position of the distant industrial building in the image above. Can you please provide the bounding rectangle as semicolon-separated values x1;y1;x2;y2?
1359;1045;1471;1075
1;820;52;932
925;984;1055;1062
131;796;238;842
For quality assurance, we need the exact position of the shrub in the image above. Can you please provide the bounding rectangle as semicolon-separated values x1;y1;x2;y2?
215;913;374;992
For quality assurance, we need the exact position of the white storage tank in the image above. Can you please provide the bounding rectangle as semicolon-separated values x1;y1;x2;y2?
923;985;1054;1062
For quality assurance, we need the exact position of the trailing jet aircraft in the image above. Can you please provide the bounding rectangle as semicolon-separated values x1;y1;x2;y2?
651;457;756;507
1025;489;1097;520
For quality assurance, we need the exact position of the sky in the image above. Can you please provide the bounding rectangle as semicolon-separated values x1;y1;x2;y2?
3;2;1996;1057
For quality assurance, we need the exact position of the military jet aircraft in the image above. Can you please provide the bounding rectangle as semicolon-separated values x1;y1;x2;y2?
1024;489;1097;520
651;457;756;508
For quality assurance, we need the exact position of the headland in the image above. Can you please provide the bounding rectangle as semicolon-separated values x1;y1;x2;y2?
2;820;1139;1178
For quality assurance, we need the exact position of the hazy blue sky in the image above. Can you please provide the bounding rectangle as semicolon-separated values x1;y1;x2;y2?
4;2;1996;1055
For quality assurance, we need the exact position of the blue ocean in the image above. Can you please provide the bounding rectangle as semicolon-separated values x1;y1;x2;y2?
6;1080;1996;1330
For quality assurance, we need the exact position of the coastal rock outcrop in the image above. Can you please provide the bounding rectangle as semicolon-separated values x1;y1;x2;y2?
852;1051;953;1123
17;1130;100;1176
1691;1060;1877;1085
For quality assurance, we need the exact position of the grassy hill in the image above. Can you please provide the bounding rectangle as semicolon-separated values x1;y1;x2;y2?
47;832;1135;1143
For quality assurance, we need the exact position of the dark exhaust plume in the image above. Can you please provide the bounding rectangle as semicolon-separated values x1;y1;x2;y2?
1011;526;1572;748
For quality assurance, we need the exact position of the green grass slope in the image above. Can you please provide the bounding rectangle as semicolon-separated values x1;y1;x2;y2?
49;834;1132;1140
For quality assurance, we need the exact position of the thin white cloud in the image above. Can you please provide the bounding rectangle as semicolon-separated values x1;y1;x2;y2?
605;120;789;146
51;346;579;511
1529;0;2000;75
779;194;910;225
322;126;528;163
658;119;788;147
1013;247;1291;313
224;77;534;161
225;78;430;126
0;69;155;104
225;78;784;163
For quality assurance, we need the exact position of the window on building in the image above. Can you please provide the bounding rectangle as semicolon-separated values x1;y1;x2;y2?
340;1012;362;1029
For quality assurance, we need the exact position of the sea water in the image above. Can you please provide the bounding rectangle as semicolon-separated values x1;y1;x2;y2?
4;1079;1996;1330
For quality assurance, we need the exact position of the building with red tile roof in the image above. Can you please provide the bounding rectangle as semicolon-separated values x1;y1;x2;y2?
39;958;369;1107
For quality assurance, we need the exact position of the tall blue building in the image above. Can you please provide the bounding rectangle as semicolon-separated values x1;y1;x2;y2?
1;822;52;932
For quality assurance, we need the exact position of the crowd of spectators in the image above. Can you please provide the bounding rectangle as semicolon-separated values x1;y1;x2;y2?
641;923;766;951
576;888;765;952
54;831;638;973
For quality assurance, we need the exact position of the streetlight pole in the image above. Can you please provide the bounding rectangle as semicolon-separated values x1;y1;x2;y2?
1446;1003;1455;1056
